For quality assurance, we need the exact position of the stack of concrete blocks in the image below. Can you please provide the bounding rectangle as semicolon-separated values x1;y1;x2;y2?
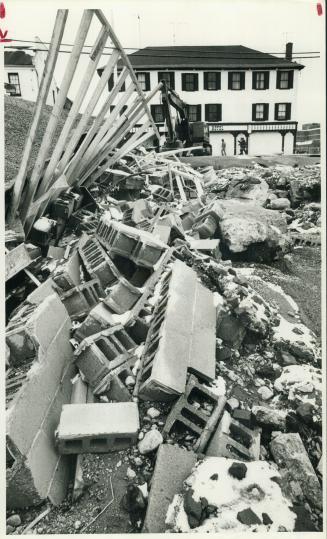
96;214;167;269
138;259;216;401
206;410;261;461
74;324;137;395
6;294;75;508
56;402;139;454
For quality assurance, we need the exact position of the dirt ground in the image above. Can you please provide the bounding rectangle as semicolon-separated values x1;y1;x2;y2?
181;154;320;170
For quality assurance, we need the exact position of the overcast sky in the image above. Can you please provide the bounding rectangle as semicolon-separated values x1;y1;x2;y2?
5;0;325;124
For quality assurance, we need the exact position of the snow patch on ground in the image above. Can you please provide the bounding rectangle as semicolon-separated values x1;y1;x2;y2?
274;364;322;404
166;457;296;533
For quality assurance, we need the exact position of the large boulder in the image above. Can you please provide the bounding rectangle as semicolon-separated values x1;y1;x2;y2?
217;200;289;261
225;176;269;205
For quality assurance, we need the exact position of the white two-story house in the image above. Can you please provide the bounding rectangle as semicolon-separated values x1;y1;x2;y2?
100;43;304;156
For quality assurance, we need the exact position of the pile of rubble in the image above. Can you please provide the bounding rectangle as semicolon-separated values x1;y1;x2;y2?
5;150;322;533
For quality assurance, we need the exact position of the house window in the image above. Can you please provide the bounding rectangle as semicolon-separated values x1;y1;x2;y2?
182;73;198;91
205;104;222;122
136;72;150;91
204;72;221;90
158;72;175;90
117;70;126;92
228;72;245;90
186;104;201;121
275;103;291;120
151;104;164;123
8;73;21;96
252;103;269;121
277;70;294;89
253;71;269;90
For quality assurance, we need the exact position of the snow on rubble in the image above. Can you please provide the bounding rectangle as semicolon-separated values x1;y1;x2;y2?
165;457;296;533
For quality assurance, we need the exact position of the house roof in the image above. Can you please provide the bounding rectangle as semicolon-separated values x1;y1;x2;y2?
4;50;34;66
113;45;304;70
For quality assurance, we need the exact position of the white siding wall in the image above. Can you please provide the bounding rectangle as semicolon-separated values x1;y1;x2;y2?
139;68;298;124
5;62;57;106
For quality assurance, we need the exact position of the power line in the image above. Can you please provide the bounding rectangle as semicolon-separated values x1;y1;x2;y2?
6;38;320;56
4;46;320;61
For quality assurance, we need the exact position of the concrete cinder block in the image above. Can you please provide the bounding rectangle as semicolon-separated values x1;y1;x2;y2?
74;302;117;342
206;410;261;461
270;433;322;510
6;294;68;366
139;260;215;401
96;214;167;269
78;236;120;288
52;249;81;292
142;444;197;533
104;277;142;315
162;374;225;451
74;325;136;388
56;402;139;454
60;278;105;319
26;277;57;306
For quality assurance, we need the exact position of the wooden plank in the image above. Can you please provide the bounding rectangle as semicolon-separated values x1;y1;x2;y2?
7;9;68;224
64;67;129;182
5;243;32;281
55;48;120;180
39;25;109;195
21;10;94;227
94;10;160;141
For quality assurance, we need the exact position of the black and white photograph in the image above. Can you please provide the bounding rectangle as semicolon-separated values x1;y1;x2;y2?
1;0;325;535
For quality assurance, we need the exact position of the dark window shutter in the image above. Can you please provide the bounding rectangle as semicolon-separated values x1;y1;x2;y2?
145;72;150;91
263;103;269;121
228;72;233;89
205;104;209;121
108;73;114;91
240;72;245;89
274;103;279;120
286;103;291;120
288;70;294;89
217;104;222;121
204;72;208;90
264;71;270;89
217;72;221;90
252;72;256;89
150;104;156;120
170;72;175;90
182;73;186;91
276;71;281;89
252;104;257;121
197;104;201;121
194;74;198;91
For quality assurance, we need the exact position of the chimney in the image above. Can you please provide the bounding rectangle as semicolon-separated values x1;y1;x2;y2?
285;42;293;61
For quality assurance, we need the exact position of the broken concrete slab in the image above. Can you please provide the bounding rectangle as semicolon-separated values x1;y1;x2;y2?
56;402;139;454
5;242;33;282
217;199;289;260
142;444;197;533
270;432;322;510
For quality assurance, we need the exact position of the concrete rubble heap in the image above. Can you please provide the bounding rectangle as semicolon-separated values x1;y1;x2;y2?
5;150;322;533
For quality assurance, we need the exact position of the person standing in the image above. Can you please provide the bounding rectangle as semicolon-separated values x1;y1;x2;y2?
238;136;247;155
221;138;227;156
